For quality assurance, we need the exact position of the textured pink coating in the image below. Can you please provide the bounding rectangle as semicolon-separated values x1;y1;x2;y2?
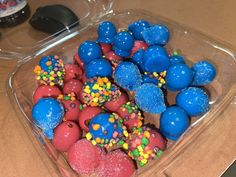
97;150;135;177
130;40;148;56
63;79;83;97
64;64;83;82
99;43;112;55
33;85;62;104
104;92;128;112
61;99;81;121
52;121;81;152
67;139;105;175
78;106;103;132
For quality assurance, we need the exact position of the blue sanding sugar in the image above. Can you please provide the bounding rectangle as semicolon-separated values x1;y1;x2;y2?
135;83;166;114
114;61;142;91
191;61;216;86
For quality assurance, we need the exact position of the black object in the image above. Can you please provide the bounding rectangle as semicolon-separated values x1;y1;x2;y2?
29;5;79;35
0;2;30;28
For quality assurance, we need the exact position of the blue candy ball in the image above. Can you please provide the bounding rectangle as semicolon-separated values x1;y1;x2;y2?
128;20;150;40
191;61;216;86
143;45;170;72
85;58;112;78
97;21;117;44
169;55;185;65
32;98;64;139
166;64;193;91
131;49;145;72
113;31;134;57
114;61;142;91
176;87;209;116
89;113;123;142
142;75;159;85
78;40;102;64
39;56;58;73
142;25;170;46
135;83;166;114
160;106;189;141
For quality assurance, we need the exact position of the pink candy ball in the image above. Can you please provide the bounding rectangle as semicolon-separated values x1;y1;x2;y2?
99;43;112;55
63;79;83;97
104;92;128;112
130;40;148;56
61;99;81;121
52;121;81;152
64;64;83;82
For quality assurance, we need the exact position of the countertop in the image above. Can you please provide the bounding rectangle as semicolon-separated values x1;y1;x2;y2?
0;0;236;177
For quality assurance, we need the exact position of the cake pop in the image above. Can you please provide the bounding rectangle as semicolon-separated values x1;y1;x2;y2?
113;31;134;57
125;127;166;167
128;20;150;40
166;64;193;91
86;113;127;148
176;87;209;116
97;150;136;177
160;106;190;141
81;77;121;107
64;64;83;82
105;50;123;69
52;121;81;152
104;92;128;112
57;93;81;121
33;85;61;104
135;83;166;114
78;40;102;64
131;49;145;72
97;21;117;44
114;61;142;91
34;55;65;86
169;52;185;65
143;45;170;73
191;61;216;86
130;40;148;56
142;25;169;46
73;53;84;70
99;43;112;55
32;98;64;139
67;139;105;175
85;58;112;78
63;79;83;97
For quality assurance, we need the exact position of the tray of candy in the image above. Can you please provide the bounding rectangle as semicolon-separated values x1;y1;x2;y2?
7;9;236;177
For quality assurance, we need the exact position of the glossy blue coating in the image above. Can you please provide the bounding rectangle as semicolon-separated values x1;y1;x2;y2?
134;83;166;114
131;49;145;72
166;64;193;91
85;58;112;78
39;56;57;72
143;45;170;72
97;21;117;44
169;55;185;65
160;106;189;141
32;98;64;139
142;75;159;85
114;61;142;91
78;40;102;64
176;87;209;116
112;31;134;57
142;25;169;46
89;113;123;142
128;20;150;40
191;61;216;86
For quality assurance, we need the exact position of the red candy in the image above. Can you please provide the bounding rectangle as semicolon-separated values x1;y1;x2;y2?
52;121;81;152
61;99;81;121
130;40;148;56
78;106;103;132
99;43;112;55
67;139;105;175
63;79;83;97
33;85;61;104
97;150;135;177
73;53;84;70
105;51;123;68
104;92;128;112
81;73;87;83
64;64;83;82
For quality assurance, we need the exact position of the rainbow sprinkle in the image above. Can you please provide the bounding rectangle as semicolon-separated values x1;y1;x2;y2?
144;70;167;88
34;55;65;86
81;77;121;107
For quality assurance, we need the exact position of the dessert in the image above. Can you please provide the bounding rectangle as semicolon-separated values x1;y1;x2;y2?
160;106;190;141
104;92;128;112
52;121;81;152
128;20;150;40
64;64;83;82
32;98;64;139
97;21;117;44
62;79;83;96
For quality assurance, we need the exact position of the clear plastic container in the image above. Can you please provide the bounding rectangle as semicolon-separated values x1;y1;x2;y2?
5;0;236;177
